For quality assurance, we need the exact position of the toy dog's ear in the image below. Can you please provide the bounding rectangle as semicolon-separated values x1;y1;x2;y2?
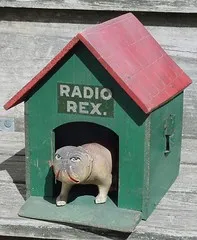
78;146;94;162
48;160;53;168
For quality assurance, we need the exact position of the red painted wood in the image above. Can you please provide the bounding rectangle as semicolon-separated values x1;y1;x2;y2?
79;13;192;113
4;13;192;113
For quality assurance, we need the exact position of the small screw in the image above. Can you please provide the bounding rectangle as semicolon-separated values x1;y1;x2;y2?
4;120;12;128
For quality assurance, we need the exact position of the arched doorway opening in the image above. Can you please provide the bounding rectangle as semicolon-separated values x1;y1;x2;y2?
52;122;119;205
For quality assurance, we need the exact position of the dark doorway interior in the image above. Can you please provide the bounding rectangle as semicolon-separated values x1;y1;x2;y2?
53;122;119;205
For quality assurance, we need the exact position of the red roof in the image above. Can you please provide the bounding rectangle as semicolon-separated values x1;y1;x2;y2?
4;13;192;113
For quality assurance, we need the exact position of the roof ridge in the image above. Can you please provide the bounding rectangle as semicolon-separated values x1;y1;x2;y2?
4;13;192;113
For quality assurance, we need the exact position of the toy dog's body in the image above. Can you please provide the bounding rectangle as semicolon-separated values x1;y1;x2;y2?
51;143;112;206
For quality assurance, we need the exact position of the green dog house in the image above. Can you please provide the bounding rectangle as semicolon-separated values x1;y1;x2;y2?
4;13;192;232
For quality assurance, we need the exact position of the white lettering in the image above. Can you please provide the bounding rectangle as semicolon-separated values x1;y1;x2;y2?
59;84;113;116
95;87;99;99
100;88;112;100
71;86;82;98
67;101;77;113
79;102;89;114
90;103;102;115
60;84;70;97
84;87;94;99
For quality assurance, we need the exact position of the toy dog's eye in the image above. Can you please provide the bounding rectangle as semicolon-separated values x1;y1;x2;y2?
55;154;62;160
70;157;81;162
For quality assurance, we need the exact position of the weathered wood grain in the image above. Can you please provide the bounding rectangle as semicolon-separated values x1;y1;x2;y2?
134;208;197;239
0;182;24;217
0;0;197;13
0;218;112;239
1;20;196;137
157;191;197;211
170;165;197;193
0;155;24;164
1;8;197;28
0;132;24;155
181;139;197;165
0;144;24;156
0;170;16;183
0;218;115;240
0;131;24;142
0;161;25;183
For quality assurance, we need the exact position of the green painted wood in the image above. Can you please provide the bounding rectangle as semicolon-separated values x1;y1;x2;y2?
25;103;30;199
25;42;147;212
142;93;184;219
19;196;142;232
24;40;184;224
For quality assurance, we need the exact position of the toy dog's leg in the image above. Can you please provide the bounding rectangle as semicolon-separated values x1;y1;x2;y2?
95;174;112;204
56;182;72;206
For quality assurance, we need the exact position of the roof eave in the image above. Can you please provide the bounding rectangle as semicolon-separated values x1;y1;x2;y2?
4;36;80;110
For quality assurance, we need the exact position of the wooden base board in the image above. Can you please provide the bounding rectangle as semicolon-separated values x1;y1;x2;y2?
19;196;142;232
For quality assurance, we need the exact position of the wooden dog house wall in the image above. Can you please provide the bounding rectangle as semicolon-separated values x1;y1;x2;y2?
25;42;147;211
4;13;192;231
